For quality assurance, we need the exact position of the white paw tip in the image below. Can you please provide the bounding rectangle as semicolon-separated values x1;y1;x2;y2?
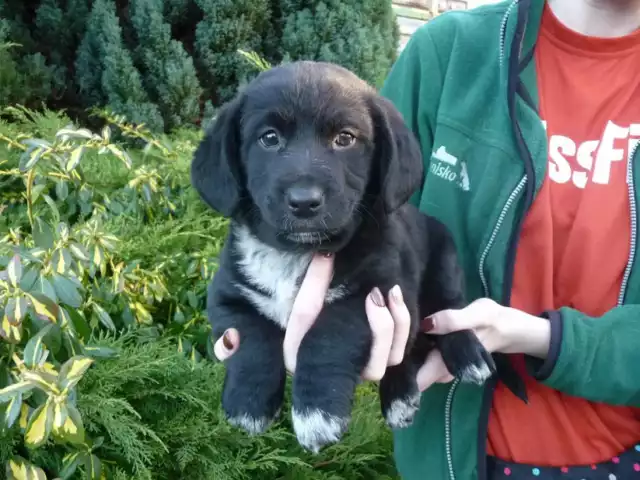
385;393;421;429
228;414;271;435
292;408;348;454
460;362;493;385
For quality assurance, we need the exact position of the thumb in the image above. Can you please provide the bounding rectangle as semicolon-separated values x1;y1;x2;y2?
421;308;470;335
283;252;335;373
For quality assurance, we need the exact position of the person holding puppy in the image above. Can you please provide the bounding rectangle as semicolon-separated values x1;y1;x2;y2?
215;0;640;478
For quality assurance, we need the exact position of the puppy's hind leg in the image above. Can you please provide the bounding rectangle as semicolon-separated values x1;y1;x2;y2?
424;218;496;385
291;298;372;454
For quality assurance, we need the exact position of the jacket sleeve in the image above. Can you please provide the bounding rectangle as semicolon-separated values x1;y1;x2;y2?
525;306;640;407
379;24;445;207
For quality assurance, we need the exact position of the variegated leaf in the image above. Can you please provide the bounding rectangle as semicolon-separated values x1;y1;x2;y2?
0;382;34;404
24;400;54;448
4;393;22;428
7;255;22;287
58;356;94;392
53;403;84;445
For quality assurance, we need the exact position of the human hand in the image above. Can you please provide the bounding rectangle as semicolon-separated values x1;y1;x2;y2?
214;253;414;383
415;298;551;391
281;253;413;380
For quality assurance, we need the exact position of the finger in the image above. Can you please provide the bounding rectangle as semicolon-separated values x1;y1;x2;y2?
421;308;471;336
283;253;335;373
416;349;454;391
213;328;240;361
386;285;410;366
361;288;395;381
423;298;500;335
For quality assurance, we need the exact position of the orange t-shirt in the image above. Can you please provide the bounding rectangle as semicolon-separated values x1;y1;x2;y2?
487;4;640;466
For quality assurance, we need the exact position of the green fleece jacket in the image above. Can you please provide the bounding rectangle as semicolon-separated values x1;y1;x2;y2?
379;0;640;479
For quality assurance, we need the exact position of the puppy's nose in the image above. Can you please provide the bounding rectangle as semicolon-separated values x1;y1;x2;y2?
286;186;325;217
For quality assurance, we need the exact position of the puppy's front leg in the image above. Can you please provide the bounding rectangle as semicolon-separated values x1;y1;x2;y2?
291;296;372;453
211;301;286;435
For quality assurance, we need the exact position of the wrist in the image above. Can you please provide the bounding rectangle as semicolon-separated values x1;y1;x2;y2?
499;306;551;358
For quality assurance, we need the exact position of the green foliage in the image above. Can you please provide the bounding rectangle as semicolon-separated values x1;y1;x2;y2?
0;0;399;129
75;0;164;132
193;0;274;103
33;0;90;95
0;106;400;479
163;0;194;25
0;22;54;108
130;0;203;130
279;0;400;88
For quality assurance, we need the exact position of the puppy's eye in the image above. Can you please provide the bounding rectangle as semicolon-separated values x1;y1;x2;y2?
333;131;356;149
259;130;281;149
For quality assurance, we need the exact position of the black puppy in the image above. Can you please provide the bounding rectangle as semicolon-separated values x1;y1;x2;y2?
191;61;495;453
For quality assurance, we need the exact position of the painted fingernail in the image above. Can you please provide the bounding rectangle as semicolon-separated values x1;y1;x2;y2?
222;331;235;350
390;285;403;304
421;316;435;332
370;287;386;307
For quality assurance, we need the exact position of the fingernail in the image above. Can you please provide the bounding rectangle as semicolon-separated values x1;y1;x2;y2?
370;287;386;307
421;316;435;332
222;331;234;350
321;251;333;258
390;285;403;304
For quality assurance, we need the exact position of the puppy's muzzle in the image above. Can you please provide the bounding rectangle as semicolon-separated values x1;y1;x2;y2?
286;185;325;219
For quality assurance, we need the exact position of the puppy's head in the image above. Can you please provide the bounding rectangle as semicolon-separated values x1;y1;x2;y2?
191;61;423;249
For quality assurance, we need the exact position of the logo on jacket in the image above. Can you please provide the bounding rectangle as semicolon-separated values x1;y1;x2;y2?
430;146;470;191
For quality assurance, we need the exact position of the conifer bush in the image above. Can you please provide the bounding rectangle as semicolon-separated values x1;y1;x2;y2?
75;0;164;132
130;0;203;130
193;0;274;103
279;0;400;88
0;19;54;108
0;0;399;129
33;0;91;95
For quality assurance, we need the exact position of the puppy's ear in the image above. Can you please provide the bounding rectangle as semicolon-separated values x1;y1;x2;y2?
191;97;244;217
369;95;424;213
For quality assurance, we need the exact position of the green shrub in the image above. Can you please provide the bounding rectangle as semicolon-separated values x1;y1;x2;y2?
279;0;399;88
75;0;164;132
194;0;273;103
163;0;194;25
0;106;399;479
0;46;53;109
33;0;90;95
0;0;401;129
130;0;203;130
0;20;54;109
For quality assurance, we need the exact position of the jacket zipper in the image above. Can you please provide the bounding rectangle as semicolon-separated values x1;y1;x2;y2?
478;176;528;296
619;142;639;305
498;0;519;67
444;377;460;480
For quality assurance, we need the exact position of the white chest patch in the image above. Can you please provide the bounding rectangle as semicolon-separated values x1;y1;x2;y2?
233;225;347;329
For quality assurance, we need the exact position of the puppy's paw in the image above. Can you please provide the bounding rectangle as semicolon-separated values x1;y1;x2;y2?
458;361;494;384
291;408;349;454
384;392;421;429
222;372;285;436
227;407;280;435
437;329;496;385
